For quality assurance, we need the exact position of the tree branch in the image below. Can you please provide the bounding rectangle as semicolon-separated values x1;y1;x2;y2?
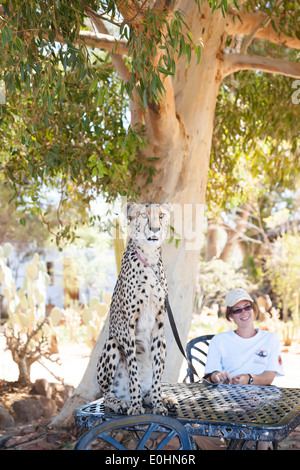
240;15;271;54
83;5;131;82
153;0;182;14
116;0;148;25
83;4;145;127
115;0;181;25
225;8;300;51
222;53;300;79
78;30;128;55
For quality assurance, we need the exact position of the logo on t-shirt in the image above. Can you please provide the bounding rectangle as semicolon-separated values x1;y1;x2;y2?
255;349;268;358
278;355;282;365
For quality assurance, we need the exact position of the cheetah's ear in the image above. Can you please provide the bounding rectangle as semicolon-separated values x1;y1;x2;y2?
123;202;136;221
161;202;173;214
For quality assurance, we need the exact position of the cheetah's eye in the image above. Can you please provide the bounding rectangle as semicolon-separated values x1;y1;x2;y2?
159;213;164;219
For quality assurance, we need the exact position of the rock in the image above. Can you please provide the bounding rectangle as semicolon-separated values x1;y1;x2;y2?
35;396;57;418
0;406;15;429
12;396;57;422
12;398;44;423
33;379;52;399
51;383;74;409
4;380;74;426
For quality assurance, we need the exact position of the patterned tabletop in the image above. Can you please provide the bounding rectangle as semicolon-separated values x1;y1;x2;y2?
74;381;300;443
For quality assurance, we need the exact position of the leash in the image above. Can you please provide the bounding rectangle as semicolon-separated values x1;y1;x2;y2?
135;251;200;380
165;295;200;379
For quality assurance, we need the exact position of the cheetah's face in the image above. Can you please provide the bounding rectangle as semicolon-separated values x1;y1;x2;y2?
125;202;171;247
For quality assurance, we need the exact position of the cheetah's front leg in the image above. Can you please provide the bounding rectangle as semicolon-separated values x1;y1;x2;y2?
148;327;168;415
124;341;145;415
97;337;145;415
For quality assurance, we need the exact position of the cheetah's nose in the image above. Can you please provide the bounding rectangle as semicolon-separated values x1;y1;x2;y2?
149;226;160;233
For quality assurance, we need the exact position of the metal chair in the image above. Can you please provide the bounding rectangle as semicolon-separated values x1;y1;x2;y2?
74;414;194;450
185;334;214;382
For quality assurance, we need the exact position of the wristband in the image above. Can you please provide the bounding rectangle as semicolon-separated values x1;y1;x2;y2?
203;371;218;383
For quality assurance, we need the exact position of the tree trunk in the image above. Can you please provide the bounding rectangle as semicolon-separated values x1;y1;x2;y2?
50;2;227;426
205;218;223;261
219;203;252;262
17;358;32;385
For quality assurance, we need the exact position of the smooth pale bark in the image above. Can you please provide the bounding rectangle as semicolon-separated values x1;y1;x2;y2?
226;8;300;51
223;53;300;79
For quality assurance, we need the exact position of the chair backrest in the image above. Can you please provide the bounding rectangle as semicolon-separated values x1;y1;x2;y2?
185;334;214;382
74;414;193;450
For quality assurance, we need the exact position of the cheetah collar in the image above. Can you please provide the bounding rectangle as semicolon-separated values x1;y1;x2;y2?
135;251;161;283
135;251;149;267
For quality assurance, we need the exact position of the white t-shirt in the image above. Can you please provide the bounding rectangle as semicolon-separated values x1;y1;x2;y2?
205;329;284;377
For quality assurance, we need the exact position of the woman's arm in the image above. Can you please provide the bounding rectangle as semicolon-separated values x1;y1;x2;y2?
231;371;276;385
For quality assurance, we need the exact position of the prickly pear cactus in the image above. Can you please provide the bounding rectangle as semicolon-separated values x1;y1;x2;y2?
0;244;55;383
49;293;111;348
82;294;111;348
1;246;50;330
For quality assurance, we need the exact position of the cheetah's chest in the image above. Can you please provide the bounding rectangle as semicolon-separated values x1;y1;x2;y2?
135;269;165;332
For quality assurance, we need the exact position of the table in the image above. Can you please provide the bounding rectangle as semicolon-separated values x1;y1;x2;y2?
73;381;300;450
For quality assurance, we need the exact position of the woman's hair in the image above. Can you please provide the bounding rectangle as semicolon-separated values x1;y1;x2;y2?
225;301;258;322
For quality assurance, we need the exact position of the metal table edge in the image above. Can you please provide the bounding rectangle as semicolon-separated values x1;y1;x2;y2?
73;384;300;442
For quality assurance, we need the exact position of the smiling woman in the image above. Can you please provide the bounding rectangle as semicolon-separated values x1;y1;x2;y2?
203;288;284;387
195;287;285;450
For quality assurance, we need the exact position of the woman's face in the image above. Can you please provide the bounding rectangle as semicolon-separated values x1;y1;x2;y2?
229;299;255;328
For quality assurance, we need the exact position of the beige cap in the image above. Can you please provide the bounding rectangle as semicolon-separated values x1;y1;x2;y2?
225;288;254;308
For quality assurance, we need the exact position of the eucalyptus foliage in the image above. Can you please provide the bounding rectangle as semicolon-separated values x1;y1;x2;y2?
0;0;208;244
208;69;300;215
0;0;299;243
0;0;202;200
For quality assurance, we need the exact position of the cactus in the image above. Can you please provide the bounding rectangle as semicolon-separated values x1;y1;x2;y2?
0;243;111;382
82;294;110;348
0;244;58;384
50;293;110;348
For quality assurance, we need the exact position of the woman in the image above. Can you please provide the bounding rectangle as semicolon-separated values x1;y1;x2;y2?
195;288;284;450
204;288;284;385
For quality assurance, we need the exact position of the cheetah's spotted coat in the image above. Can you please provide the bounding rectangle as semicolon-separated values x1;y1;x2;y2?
96;202;173;415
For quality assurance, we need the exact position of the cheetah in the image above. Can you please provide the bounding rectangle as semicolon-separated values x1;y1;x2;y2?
96;202;173;415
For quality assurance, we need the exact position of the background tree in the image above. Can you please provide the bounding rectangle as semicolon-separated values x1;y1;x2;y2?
264;232;300;322
0;1;300;425
0;245;60;383
0;182;51;246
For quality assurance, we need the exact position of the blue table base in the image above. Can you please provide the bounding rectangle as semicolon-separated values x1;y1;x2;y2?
74;382;300;449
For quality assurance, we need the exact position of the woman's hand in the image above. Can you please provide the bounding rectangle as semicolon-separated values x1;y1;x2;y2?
211;371;231;384
231;374;250;385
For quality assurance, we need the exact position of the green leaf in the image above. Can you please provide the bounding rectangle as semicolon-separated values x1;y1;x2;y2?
1;26;13;45
89;79;98;94
95;87;105;106
157;66;173;76
14;37;25;55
